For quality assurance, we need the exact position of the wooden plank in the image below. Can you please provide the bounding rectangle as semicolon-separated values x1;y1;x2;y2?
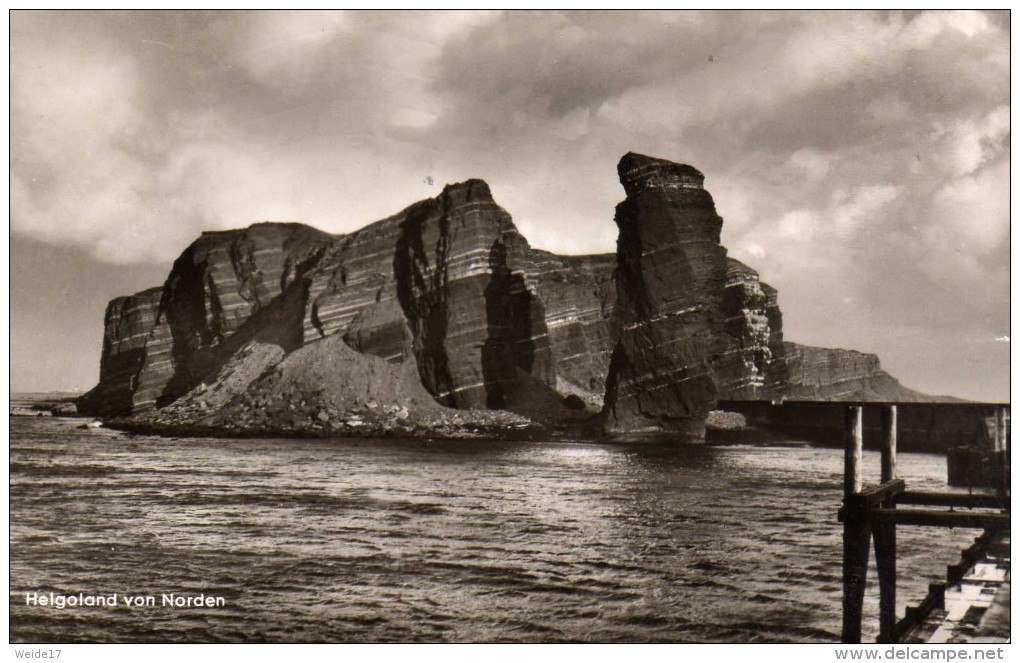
899;491;1007;509
948;529;999;585
851;478;906;507
840;479;906;522
871;508;1010;529
894;583;945;642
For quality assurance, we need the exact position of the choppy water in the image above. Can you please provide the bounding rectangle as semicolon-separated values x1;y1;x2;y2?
10;415;978;643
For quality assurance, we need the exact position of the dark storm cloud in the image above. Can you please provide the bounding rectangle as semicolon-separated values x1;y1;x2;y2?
9;10;1009;400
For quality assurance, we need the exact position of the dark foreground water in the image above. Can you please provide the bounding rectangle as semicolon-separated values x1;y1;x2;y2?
10;415;977;643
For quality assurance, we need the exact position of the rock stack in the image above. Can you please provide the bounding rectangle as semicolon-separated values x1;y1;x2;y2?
599;153;731;439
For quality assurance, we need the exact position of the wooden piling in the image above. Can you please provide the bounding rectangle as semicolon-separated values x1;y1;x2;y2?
842;517;871;643
874;404;898;642
845;406;863;495
841;405;867;643
837;401;1010;643
873;519;897;642
881;405;897;483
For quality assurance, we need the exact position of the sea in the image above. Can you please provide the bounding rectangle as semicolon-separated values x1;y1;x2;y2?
9;414;979;643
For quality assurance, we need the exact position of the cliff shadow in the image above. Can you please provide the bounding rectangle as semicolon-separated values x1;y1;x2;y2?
393;201;456;406
481;238;531;409
482;239;574;422
157;265;314;408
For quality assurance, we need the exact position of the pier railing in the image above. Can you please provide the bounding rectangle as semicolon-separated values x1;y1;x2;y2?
838;404;1010;643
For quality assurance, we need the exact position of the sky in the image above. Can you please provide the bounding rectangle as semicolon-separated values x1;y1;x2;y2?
9;10;1011;401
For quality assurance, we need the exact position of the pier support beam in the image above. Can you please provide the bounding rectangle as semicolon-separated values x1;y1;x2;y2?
838;402;1009;643
873;519;897;642
874;405;898;642
996;408;1009;500
842;518;871;643
845;406;863;495
842;405;867;643
881;405;897;483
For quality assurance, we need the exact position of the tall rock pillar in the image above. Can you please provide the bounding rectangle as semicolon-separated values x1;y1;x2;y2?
601;152;730;440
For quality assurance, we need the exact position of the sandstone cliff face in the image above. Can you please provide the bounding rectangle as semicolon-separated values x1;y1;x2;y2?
80;182;587;423
80;224;334;415
715;258;785;399
300;180;562;415
79;153;934;439
760;282;788;396
78;287;163;416
779;342;933;402
600;153;730;438
530;251;617;409
391;180;557;411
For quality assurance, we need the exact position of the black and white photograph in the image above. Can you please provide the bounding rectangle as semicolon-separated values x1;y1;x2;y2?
8;8;1011;652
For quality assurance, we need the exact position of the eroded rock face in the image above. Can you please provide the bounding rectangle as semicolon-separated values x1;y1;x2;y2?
715;258;789;400
530;252;617;409
79;155;933;437
390;179;558;410
80;182;572;420
600;153;731;439
760;282;788;396
778;342;931;402
81;224;334;414
78;287;163;416
153;223;333;406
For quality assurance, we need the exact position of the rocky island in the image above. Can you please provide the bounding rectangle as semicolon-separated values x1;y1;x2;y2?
78;153;936;443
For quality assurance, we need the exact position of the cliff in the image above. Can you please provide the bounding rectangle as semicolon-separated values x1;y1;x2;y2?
777;342;936;402
302;179;561;415
80;223;334;416
716;258;787;400
79;153;940;440
599;153;730;439
81;181;601;433
78;286;164;415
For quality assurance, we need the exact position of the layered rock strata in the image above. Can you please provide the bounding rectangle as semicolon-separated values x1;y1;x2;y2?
77;286;163;416
600;153;731;439
301;180;562;415
778;342;933;402
80;181;592;426
715;258;788;399
81;223;334;416
79;153;937;441
529;251;617;409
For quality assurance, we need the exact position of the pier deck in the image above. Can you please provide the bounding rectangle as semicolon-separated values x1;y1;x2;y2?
836;403;1010;643
900;531;1010;643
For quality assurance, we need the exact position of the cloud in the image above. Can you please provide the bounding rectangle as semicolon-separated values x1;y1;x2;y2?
229;10;353;89
925;156;1010;269
8;10;1011;399
10;11;492;262
11;13;152;261
933;105;1010;177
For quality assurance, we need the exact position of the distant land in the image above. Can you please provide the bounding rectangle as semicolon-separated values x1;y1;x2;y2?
74;153;963;443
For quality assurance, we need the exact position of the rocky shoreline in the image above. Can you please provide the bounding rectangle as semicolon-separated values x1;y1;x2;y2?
81;414;810;448
90;405;789;447
102;416;547;442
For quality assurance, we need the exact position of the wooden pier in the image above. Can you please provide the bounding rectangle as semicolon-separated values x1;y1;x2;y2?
838;403;1010;643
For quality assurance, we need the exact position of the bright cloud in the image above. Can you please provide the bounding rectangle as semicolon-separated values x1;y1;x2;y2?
9;10;1011;400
